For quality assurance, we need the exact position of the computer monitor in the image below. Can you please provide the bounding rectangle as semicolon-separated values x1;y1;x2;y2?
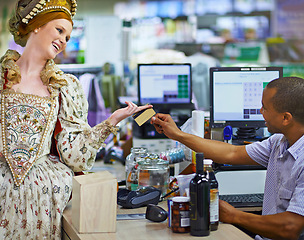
210;67;283;129
137;63;192;108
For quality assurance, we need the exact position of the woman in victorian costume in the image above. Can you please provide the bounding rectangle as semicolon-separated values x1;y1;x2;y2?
0;0;151;238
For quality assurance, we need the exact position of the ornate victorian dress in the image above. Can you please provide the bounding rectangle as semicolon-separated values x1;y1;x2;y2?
0;50;117;239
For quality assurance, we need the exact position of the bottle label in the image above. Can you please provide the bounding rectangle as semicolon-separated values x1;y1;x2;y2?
191;151;196;172
210;189;219;222
130;183;138;191
180;210;190;227
190;191;197;220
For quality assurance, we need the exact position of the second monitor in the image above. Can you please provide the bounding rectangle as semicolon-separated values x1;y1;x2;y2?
210;66;283;130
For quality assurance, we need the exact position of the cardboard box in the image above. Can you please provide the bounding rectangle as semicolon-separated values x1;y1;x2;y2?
72;171;117;233
120;137;133;158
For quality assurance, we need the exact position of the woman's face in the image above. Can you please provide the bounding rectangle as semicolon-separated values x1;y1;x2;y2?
31;18;73;60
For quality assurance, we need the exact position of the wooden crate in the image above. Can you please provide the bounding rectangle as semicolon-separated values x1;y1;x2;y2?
72;171;117;233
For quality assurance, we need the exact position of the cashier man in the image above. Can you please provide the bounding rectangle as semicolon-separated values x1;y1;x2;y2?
151;76;304;240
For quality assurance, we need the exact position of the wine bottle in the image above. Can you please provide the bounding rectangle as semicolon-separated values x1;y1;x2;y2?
189;152;210;236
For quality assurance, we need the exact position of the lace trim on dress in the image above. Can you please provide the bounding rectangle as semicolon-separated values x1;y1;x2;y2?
87;120;119;149
103;120;118;135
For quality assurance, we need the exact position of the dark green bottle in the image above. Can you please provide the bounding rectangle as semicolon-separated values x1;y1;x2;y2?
189;152;210;236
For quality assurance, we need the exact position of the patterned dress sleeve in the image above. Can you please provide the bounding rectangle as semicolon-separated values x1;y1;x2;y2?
55;74;117;172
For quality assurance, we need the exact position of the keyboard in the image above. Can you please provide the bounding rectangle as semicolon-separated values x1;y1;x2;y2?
219;193;264;208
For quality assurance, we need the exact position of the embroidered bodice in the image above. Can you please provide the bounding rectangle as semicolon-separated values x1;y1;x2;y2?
1;92;58;186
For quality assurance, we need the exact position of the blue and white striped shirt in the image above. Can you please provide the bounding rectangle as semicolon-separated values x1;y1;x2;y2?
246;134;304;240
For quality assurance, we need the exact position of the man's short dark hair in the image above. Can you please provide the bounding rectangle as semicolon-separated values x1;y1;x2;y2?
266;76;304;124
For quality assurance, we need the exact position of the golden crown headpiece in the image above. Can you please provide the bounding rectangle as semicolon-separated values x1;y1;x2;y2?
21;0;77;24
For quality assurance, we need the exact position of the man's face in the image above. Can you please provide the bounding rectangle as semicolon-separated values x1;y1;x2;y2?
260;87;283;134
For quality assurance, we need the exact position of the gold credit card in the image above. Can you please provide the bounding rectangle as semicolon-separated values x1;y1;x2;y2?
132;108;156;126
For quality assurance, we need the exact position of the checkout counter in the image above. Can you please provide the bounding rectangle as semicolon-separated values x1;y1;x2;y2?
61;162;260;240
62;202;254;240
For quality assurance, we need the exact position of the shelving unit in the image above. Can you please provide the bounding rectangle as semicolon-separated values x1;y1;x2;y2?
114;0;275;58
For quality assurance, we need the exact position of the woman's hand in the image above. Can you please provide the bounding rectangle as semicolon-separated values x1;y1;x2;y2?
108;101;153;126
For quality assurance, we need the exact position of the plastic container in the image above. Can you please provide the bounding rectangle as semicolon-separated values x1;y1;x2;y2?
175;174;195;197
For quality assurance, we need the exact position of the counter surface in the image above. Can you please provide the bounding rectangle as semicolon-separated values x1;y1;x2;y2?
62;202;253;240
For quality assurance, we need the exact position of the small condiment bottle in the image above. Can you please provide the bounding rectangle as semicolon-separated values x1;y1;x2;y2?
171;196;190;233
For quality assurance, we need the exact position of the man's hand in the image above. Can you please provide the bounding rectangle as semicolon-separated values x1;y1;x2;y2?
219;199;237;224
219;199;304;240
150;113;182;140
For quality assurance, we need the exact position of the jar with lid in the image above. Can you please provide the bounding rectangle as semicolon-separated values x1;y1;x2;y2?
171;196;190;233
125;147;148;190
137;157;169;195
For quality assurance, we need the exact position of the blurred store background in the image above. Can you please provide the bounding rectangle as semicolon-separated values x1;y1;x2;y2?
1;0;304;161
1;0;303;81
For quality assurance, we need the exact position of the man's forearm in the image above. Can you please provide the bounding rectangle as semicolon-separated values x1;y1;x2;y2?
232;210;303;240
175;131;252;165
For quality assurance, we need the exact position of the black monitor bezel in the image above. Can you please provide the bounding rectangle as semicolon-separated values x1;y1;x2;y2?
209;66;283;129
137;63;192;107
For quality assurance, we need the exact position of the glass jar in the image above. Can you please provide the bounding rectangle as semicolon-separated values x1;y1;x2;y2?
171;196;190;233
125;147;148;190
137;157;169;196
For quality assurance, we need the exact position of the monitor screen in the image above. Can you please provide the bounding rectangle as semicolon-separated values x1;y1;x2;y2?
138;63;192;105
210;67;283;129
